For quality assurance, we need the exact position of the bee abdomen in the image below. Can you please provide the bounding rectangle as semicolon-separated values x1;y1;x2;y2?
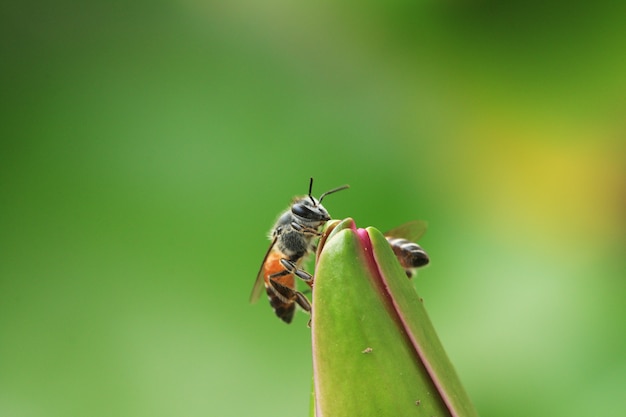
386;237;430;273
266;288;295;324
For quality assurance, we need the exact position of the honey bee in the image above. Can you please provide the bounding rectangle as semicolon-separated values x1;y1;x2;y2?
250;178;349;324
384;220;430;278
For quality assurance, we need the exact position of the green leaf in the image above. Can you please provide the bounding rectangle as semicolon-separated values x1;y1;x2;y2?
310;219;478;417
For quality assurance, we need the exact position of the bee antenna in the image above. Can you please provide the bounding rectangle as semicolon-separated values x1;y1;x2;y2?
308;177;316;205
318;184;350;204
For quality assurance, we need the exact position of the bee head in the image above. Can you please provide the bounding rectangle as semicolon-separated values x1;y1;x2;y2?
291;197;331;224
290;178;349;226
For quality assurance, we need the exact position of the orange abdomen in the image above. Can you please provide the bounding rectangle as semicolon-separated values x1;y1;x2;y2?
263;251;295;290
263;251;297;323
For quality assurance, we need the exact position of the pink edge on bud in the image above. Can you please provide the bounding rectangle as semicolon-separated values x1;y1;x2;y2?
355;228;461;417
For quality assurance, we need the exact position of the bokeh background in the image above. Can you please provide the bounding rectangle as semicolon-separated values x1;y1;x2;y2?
1;1;625;416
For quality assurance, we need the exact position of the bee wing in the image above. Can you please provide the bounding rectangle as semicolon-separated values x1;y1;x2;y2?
249;237;277;304
384;220;428;242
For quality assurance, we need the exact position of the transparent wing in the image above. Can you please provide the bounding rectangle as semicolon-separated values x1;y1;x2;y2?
249;237;277;304
383;220;427;242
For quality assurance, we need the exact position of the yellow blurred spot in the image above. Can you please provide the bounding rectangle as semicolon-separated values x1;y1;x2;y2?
454;122;623;248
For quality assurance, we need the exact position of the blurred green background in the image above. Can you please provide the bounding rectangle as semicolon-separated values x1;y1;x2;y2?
1;1;625;416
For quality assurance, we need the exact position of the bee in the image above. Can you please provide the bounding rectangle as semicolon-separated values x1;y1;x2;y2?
384;220;430;278
250;178;349;324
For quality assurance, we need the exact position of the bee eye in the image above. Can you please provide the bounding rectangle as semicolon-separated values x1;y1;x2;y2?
292;203;315;219
292;203;330;223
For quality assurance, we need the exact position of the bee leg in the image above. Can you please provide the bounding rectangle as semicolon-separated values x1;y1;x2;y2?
290;222;322;236
292;290;313;328
294;291;312;313
277;259;317;328
266;270;295;303
292;289;312;327
279;259;313;283
268;263;314;325
268;278;312;314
